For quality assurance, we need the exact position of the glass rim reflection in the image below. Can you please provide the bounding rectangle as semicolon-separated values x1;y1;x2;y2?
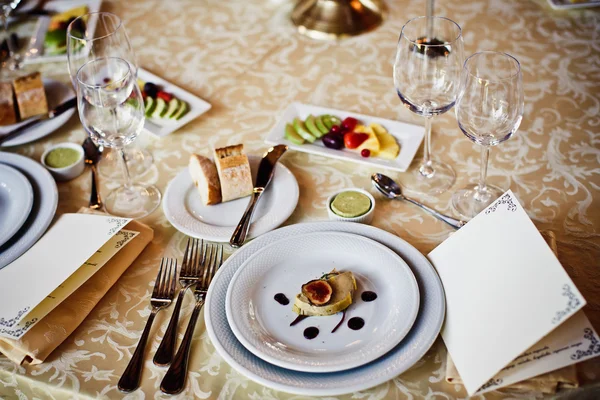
463;51;522;83
67;11;123;42
76;56;133;89
399;16;463;47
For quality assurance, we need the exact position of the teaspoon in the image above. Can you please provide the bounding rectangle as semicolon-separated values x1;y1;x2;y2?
371;173;466;229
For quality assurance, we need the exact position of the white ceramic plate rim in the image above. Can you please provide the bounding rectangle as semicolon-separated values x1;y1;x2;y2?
205;221;446;396
0;152;58;270
265;102;425;172
225;231;420;373
163;156;299;242
547;0;600;9
0;164;34;247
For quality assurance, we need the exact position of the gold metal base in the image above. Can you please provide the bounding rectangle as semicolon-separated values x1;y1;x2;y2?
291;0;385;41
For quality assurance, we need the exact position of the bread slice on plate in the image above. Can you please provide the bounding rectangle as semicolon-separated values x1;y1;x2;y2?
13;72;48;120
213;144;253;202
189;154;222;205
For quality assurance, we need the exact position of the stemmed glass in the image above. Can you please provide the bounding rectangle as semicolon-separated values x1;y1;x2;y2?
393;16;464;194
67;12;153;179
0;0;22;71
451;51;524;218
76;57;161;218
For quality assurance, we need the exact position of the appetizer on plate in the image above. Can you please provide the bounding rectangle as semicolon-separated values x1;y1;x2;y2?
139;79;189;122
44;6;89;55
0;72;48;125
293;269;357;316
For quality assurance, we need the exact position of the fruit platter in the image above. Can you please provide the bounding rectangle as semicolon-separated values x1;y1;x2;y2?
266;103;425;172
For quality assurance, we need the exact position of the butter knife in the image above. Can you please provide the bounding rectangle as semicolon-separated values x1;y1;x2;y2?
230;144;288;248
0;97;77;146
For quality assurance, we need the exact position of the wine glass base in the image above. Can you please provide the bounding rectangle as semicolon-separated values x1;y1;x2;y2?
99;148;154;180
403;160;456;195
105;184;162;219
452;184;505;219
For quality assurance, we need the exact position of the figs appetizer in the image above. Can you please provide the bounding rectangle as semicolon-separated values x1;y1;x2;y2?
293;269;357;316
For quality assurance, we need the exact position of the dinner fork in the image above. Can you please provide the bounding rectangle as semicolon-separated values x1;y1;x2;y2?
153;238;203;366
118;258;177;393
160;244;224;394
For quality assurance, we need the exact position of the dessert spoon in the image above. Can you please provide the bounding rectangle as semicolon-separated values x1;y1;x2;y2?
371;173;466;229
82;137;103;210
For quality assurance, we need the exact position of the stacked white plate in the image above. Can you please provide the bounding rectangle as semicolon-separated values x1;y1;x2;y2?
205;221;446;396
0;152;58;270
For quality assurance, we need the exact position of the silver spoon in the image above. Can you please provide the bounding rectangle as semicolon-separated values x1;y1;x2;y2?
371;173;466;229
82;137;103;210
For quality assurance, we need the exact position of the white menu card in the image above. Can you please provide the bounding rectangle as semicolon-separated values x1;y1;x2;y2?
0;214;137;339
428;190;592;395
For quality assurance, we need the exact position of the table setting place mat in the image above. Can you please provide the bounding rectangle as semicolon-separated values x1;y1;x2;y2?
428;190;600;395
0;207;153;365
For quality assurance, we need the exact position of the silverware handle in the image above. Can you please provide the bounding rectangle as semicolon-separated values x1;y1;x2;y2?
0;117;43;145
89;165;102;210
160;300;203;394
153;288;186;366
230;190;262;248
118;309;157;393
404;197;466;230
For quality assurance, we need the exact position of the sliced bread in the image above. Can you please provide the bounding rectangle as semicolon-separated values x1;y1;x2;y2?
213;144;253;202
189;154;222;205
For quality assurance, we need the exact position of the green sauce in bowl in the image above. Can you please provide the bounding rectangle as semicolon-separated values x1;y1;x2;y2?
45;147;80;169
331;191;372;218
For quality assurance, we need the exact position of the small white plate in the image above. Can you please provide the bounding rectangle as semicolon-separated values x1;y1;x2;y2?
226;231;420;373
547;0;600;9
138;68;212;137
0;79;75;147
23;0;103;65
163;155;299;242
265;102;425;172
0;164;34;248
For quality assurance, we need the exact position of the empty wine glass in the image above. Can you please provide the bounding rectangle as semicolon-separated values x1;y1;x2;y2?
67;12;153;179
76;57;161;218
393;16;464;194
0;0;23;71
451;51;524;218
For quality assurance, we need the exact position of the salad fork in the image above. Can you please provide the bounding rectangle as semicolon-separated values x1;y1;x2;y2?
160;244;224;395
154;238;203;366
118;258;177;393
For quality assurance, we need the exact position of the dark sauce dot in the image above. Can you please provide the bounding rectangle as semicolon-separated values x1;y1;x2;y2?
304;327;319;339
348;317;365;330
361;291;377;302
290;315;308;326
274;293;289;305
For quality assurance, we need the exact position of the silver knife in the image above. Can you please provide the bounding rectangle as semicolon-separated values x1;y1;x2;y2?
0;97;77;146
230;144;288;248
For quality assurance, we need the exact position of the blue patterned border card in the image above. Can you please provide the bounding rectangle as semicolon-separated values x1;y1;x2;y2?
428;189;587;395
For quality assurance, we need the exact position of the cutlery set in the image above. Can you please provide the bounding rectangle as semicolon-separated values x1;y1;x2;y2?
118;239;223;394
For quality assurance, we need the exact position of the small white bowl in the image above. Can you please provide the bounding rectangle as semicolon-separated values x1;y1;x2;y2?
326;188;375;224
41;142;85;182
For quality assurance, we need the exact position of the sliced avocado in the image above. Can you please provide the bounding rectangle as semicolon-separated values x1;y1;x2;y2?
315;115;329;134
285;123;305;145
173;100;189;120
144;96;156;117
293;118;316;143
164;98;180;119
151;97;167;119
305;114;324;138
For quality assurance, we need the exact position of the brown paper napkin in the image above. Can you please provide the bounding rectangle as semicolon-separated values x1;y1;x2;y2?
0;208;153;365
444;230;579;394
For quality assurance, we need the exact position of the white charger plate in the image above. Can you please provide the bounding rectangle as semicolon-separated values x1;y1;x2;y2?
205;222;446;396
0;164;34;248
0;79;75;147
138;68;212;137
0;152;58;270
265;102;425;172
163;155;299;242
226;231;420;373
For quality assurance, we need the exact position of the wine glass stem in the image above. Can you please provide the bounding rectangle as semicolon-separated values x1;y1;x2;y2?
426;0;435;37
118;148;134;191
419;116;434;177
476;146;490;200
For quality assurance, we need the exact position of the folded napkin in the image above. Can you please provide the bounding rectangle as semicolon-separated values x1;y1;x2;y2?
0;208;153;365
444;230;579;394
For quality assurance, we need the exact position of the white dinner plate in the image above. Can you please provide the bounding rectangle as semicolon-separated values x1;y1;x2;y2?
205;222;446;396
0;164;34;248
226;231;420;373
547;0;600;9
265;102;425;172
163;155;299;242
0;152;58;270
138;68;212;137
0;79;76;147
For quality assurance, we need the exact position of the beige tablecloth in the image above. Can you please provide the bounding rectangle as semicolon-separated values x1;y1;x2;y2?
1;0;599;399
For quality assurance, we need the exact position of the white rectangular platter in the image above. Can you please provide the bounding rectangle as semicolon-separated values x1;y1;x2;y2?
265;103;424;172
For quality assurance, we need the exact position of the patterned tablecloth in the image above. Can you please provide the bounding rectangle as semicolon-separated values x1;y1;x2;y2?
1;0;599;398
